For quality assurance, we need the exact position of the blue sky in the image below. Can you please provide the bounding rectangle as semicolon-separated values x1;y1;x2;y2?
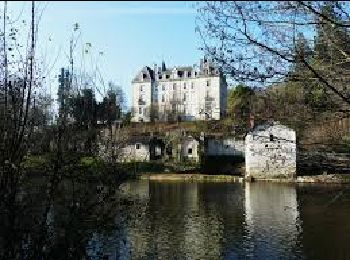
7;1;202;108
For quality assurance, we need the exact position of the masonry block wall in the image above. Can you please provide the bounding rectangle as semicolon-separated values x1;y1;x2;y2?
245;122;296;179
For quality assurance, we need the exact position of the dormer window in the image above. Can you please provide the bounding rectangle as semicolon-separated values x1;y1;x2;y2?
166;74;170;79
142;74;147;79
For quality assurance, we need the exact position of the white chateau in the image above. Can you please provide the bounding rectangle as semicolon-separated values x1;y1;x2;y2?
131;57;227;122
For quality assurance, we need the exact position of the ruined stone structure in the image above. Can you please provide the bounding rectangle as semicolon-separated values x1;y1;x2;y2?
206;137;245;157
245;122;296;179
180;136;200;163
131;57;227;122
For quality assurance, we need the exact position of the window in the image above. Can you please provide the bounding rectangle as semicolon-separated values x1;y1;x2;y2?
265;144;268;148
191;82;194;89
159;75;162;80
188;148;192;154
183;93;186;101
184;82;186;89
207;80;210;87
173;83;176;90
188;71;191;77
162;95;165;102
139;108;142;114
140;85;143;91
136;143;140;149
162;85;165;91
269;134;274;141
166;74;170;79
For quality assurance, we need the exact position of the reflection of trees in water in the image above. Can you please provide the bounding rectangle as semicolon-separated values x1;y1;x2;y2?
4;177;350;259
0;173;128;259
297;185;350;260
121;181;246;260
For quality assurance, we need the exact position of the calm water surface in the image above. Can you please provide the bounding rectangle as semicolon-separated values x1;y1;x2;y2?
1;177;350;259
112;180;350;260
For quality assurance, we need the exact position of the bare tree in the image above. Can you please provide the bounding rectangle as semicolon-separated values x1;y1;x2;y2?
196;1;350;108
0;1;42;191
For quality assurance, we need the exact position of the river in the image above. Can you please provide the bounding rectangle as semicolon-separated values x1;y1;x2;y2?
1;176;350;259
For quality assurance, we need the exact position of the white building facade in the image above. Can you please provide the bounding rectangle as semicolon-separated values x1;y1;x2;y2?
245;122;297;179
131;58;227;122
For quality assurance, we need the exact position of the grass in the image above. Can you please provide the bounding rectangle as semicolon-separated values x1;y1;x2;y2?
22;154;51;171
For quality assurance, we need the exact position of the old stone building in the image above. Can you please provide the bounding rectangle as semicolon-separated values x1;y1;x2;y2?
115;136;164;163
131;57;227;122
180;136;200;163
245;122;297;179
206;136;245;157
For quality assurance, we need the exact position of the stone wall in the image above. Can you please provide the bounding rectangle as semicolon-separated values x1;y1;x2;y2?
245;122;296;179
181;138;200;163
118;143;150;162
206;138;244;157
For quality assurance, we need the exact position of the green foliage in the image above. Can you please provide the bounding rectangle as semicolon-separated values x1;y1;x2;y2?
22;155;50;171
227;84;255;132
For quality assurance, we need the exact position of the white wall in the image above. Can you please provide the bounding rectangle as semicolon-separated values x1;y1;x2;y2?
118;143;150;162
131;63;227;122
181;139;200;162
245;123;296;178
131;81;152;122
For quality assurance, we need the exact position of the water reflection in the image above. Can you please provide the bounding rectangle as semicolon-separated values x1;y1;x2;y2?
119;181;304;259
244;182;303;259
2;176;350;259
297;184;350;260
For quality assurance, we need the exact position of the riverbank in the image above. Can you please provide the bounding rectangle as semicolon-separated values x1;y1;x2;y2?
140;173;350;184
140;173;244;182
21;154;136;182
